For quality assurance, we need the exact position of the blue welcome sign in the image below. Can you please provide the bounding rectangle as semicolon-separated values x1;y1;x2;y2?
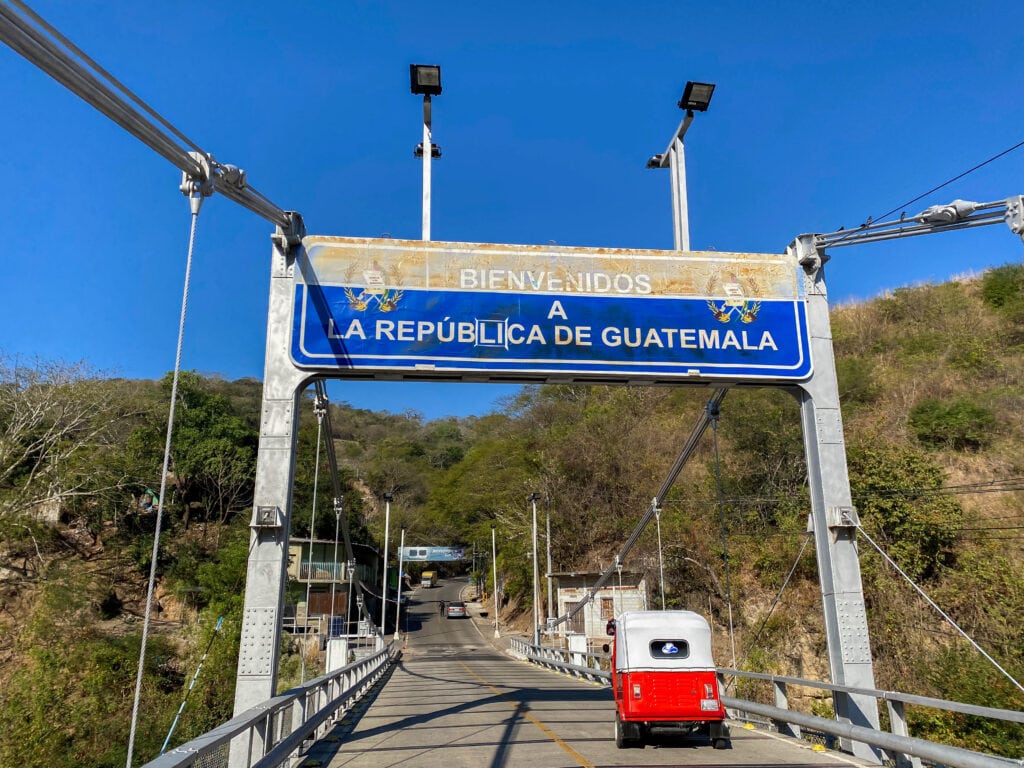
291;237;811;383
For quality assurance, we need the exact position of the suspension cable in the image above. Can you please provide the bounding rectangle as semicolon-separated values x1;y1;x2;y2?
159;616;225;755
553;388;728;629
125;188;205;768
710;402;737;670
855;522;1024;695
737;533;812;672
300;392;327;684
0;1;294;230
315;380;354;564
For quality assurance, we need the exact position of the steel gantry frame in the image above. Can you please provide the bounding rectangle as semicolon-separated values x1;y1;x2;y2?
6;7;1024;763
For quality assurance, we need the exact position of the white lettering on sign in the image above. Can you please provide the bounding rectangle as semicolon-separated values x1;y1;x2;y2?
356;316;780;353
460;268;652;295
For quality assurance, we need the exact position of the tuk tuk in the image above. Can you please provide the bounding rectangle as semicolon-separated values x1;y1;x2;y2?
606;610;729;749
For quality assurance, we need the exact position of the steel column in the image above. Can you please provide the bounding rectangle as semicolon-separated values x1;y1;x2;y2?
229;226;307;767
791;235;881;764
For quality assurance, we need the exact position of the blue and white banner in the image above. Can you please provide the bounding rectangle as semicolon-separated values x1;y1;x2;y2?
400;546;466;562
291;237;812;382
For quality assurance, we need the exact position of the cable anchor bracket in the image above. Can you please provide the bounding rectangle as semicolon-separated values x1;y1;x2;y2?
178;151;215;215
272;211;306;255
790;232;830;273
1004;195;1024;242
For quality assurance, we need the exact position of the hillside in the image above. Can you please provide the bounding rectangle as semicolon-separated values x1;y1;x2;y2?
0;263;1021;765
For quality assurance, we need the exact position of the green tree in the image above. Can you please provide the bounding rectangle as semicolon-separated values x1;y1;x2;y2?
848;444;963;581
127;372;257;527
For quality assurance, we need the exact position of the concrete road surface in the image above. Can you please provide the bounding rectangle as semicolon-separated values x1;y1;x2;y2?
301;577;874;768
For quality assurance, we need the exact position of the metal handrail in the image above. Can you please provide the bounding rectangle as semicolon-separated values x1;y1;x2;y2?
510;638;1023;768
717;667;1024;724
142;643;397;768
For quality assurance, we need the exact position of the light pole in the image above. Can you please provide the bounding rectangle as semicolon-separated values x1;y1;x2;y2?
614;556;623;618
646;80;716;251
329;498;342;639
545;500;554;628
655;500;666;610
529;492;541;646
345;557;355;637
410;64;442;241
394;524;406;642
491;523;500;638
380;492;392;637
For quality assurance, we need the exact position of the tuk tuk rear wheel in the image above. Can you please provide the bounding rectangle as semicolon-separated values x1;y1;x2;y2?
614;717;627;748
614;717;643;749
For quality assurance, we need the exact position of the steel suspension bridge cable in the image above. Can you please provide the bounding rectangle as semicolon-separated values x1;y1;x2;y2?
125;189;204;768
0;0;295;230
854;522;1024;696
552;388;728;629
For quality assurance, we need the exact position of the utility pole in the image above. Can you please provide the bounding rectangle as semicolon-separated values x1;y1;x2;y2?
491;523;500;638
529;492;541;646
545;501;554;627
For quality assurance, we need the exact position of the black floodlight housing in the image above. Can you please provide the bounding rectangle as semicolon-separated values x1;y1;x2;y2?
414;142;442;158
678;81;715;112
410;64;442;96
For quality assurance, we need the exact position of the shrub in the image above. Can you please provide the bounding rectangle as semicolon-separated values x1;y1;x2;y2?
908;398;995;450
836;357;880;405
980;263;1024;312
848;445;963;581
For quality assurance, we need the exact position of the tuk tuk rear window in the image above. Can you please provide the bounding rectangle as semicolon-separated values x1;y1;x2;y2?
649;639;690;659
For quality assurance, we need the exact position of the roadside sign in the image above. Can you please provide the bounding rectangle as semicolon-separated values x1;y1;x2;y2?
291;237;811;382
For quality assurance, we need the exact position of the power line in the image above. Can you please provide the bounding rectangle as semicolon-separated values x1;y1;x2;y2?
869;139;1024;224
831;137;1024;245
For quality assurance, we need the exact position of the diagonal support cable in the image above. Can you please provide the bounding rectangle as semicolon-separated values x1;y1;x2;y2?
855;523;1024;695
551;388;729;630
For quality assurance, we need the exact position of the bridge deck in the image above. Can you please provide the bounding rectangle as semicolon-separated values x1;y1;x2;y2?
302;580;875;768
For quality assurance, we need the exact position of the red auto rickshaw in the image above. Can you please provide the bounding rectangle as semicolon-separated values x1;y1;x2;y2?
606;610;730;749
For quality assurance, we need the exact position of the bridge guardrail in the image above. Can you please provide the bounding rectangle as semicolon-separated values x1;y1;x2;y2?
142;641;398;768
509;637;610;684
510;638;1022;768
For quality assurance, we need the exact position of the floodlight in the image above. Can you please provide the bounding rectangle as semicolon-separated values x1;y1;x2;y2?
410;64;442;96
414;142;442;158
678;81;715;112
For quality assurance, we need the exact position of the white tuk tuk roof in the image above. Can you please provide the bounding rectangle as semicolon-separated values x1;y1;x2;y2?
614;610;716;672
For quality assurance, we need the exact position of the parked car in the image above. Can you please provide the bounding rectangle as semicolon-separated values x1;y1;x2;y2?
445;600;467;618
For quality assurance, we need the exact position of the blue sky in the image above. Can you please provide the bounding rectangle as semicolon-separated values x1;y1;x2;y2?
1;1;1022;420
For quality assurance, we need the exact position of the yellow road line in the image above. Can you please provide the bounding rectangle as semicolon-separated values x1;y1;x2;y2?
459;661;596;768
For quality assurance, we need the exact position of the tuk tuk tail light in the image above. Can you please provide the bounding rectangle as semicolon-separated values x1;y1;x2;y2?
701;683;719;711
632;683;642;699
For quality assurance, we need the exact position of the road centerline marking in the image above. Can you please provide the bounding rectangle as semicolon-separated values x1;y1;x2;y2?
459;660;596;768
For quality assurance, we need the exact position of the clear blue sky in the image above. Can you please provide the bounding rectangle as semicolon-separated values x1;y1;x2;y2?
2;1;1022;420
